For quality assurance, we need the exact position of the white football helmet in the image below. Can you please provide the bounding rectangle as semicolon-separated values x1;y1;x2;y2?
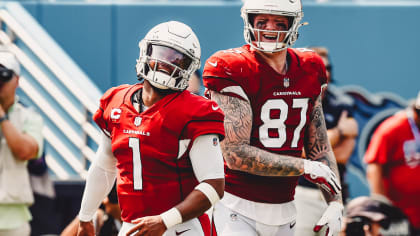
241;0;304;53
136;21;201;91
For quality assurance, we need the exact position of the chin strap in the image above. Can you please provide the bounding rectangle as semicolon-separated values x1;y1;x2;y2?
131;89;143;113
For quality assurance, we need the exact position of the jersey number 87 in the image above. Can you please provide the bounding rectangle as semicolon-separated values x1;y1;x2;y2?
259;98;309;148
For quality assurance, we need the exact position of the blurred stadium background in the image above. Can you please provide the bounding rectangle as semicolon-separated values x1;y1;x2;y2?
0;0;419;234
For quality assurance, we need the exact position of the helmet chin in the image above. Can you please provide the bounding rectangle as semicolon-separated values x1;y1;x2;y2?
145;71;178;90
252;41;288;52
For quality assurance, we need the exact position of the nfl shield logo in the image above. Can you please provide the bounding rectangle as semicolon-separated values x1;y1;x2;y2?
283;78;290;88
213;137;218;146
134;116;142;127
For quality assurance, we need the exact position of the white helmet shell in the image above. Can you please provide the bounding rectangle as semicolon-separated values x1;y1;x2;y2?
241;0;304;53
136;21;201;90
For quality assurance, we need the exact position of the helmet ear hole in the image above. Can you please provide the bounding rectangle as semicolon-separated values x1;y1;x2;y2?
248;13;256;27
247;13;257;41
287;16;294;29
144;64;150;76
146;44;153;56
249;29;256;41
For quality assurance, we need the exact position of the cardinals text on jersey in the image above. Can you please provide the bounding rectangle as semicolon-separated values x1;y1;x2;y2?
203;46;327;203
93;84;225;222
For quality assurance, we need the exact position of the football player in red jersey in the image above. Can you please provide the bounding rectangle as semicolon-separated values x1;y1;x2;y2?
203;0;343;236
77;21;225;236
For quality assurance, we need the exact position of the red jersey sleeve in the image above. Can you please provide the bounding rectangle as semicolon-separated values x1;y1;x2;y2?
292;48;328;98
182;97;225;142
203;48;251;101
316;54;329;99
312;52;328;88
93;85;131;136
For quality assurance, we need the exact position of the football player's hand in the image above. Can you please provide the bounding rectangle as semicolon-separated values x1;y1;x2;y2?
313;202;344;236
77;220;95;236
126;215;166;236
303;160;341;195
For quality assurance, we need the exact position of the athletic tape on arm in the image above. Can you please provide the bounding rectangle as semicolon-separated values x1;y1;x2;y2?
195;182;220;205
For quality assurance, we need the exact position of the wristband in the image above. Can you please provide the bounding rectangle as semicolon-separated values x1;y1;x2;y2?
195;182;220;205
160;207;182;229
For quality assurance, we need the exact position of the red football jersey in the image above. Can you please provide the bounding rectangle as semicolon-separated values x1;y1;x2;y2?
93;84;225;222
365;111;420;228
203;45;327;203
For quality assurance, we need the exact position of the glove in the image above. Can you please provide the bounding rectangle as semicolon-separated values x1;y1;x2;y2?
303;160;341;195
313;201;344;236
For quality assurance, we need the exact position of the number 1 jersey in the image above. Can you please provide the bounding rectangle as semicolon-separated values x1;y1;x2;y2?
203;45;327;204
93;84;225;222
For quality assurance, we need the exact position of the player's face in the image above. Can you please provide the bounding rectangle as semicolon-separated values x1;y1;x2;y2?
147;44;192;78
253;14;289;43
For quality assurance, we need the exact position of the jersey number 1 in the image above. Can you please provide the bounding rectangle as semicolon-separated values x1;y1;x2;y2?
259;98;309;148
129;137;143;190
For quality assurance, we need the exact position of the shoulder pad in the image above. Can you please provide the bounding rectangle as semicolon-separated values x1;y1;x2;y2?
179;92;225;122
177;92;225;141
203;47;249;80
290;48;327;86
99;84;132;109
291;48;323;66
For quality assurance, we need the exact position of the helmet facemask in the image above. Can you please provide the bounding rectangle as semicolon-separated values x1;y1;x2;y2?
137;43;196;90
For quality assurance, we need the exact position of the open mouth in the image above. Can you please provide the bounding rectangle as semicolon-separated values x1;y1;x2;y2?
157;66;181;78
158;68;171;74
262;34;278;41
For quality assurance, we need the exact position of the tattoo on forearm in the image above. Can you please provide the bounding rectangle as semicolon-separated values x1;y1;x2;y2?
305;95;343;203
212;93;251;143
211;91;304;177
305;98;330;160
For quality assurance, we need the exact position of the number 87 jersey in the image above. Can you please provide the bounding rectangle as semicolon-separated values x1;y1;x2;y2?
203;45;328;204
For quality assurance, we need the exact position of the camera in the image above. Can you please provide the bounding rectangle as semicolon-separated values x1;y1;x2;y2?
0;67;14;82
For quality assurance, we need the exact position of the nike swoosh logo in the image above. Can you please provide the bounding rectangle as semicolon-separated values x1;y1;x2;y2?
175;229;191;235
212;105;219;111
290;221;296;229
208;61;217;67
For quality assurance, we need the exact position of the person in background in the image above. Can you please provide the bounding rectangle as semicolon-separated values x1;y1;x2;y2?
340;196;410;236
76;21;225;236
187;70;203;96
294;47;358;235
203;0;342;235
28;143;59;236
61;183;121;236
365;91;420;235
0;48;44;236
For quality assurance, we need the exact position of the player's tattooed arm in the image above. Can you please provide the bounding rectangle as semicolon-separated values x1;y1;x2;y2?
210;90;304;177
304;92;343;203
